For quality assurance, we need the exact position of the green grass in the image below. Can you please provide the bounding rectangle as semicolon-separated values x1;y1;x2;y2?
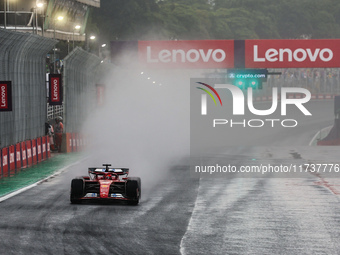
0;152;84;197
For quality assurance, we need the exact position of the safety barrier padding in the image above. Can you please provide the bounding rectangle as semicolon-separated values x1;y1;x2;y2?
21;141;27;168
15;143;21;170
32;139;37;165
9;145;15;175
37;138;42;163
1;148;8;178
26;141;32;167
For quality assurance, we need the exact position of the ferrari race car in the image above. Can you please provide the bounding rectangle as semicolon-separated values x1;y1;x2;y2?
70;164;141;205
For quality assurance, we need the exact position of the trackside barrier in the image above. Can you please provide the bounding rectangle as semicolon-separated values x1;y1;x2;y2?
47;137;51;158
15;143;21;170
0;135;86;179
79;134;85;150
32;139;37;165
21;141;27;168
2;148;8;178
9;145;15;175
317;139;340;146
42;136;46;160
61;133;72;153
76;134;80;151
37;138;42;163
26;141;32;167
72;133;77;152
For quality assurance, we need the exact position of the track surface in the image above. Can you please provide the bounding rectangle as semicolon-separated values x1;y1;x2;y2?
1;100;340;255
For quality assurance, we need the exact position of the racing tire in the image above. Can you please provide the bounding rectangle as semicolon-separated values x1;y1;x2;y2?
126;177;141;205
70;178;84;204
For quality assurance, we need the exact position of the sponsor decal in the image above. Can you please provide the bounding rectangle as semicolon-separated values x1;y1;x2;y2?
0;81;12;111
245;39;340;68
138;40;234;69
49;74;63;105
2;155;8;166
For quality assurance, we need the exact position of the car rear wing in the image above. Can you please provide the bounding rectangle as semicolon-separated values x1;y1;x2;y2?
88;167;129;175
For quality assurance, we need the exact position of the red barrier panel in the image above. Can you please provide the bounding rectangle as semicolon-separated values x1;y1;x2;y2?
42;136;46;159
76;134;80;150
72;133;77;152
32;139;37;165
21;141;27;168
47;136;51;158
9;145;15;174
37;138;42;162
26;141;32;167
2;148;9;177
63;133;72;153
15;143;21;170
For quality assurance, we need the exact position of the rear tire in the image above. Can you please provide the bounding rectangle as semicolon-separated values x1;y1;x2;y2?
70;178;84;204
126;177;141;205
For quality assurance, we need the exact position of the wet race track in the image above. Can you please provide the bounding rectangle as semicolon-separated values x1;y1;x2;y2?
1;100;340;255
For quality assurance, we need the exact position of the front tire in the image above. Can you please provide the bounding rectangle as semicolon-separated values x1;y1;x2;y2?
70;178;84;204
126;177;141;205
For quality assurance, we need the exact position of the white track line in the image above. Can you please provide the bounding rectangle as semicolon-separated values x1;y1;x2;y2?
309;125;332;146
0;157;88;203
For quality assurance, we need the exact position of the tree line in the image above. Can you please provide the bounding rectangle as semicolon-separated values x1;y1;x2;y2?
90;0;340;41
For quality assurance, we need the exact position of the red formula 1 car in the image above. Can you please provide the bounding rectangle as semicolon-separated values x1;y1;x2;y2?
70;164;141;205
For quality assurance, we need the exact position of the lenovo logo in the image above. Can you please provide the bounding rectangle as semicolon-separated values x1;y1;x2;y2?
49;74;62;105
139;40;234;69
52;78;60;101
253;45;333;63
245;39;340;68
0;84;7;108
146;46;226;63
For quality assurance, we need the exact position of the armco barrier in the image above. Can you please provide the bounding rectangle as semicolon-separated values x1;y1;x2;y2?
15;143;21;170
32;139;37;165
26;141;32;167
37;138;42;163
9;145;15;174
21;141;27;168
2;148;8;177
